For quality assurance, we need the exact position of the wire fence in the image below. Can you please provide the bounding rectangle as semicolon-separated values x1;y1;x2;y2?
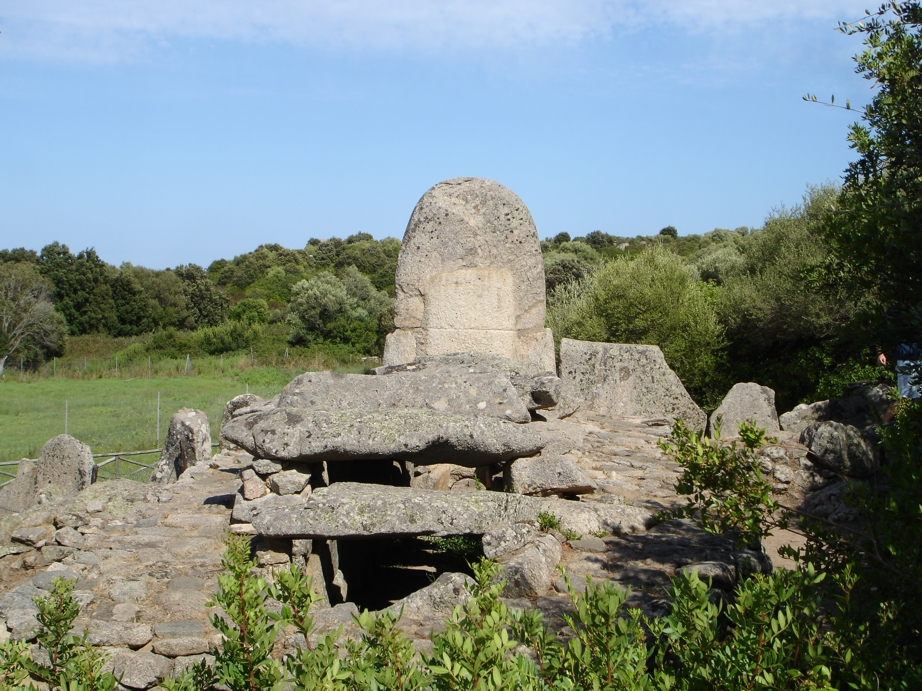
5;351;380;382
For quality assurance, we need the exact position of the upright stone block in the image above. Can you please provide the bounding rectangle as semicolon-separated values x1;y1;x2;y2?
35;435;96;499
383;177;555;371
709;382;779;438
557;339;706;431
151;409;212;484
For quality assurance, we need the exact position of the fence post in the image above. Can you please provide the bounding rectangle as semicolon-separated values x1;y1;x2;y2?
53;357;56;377
84;356;87;372
148;356;151;379
185;354;191;376
115;455;120;477
250;348;254;365
115;357;119;378
157;392;161;445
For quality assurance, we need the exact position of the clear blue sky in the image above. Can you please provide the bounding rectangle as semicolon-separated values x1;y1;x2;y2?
1;1;874;270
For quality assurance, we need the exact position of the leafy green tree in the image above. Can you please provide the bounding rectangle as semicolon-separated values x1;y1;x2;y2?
583;230;612;250
658;225;678;238
309;237;345;267
38;243;115;335
555;240;601;264
552;231;571;244
346;232;374;244
0;262;66;376
0;247;39;265
174;264;229;329
543;252;592;293
109;270;155;336
336;241;398;294
822;1;922;340
124;265;188;330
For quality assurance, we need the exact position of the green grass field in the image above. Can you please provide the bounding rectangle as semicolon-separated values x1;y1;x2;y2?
0;357;368;466
0;376;279;464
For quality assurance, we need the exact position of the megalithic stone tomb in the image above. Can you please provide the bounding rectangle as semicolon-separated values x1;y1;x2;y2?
382;177;556;371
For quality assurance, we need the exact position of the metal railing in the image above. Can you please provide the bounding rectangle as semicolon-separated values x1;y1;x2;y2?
0;442;222;489
93;449;162;480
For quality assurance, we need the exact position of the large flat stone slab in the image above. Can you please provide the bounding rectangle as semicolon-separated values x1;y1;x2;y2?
376;353;561;411
250;482;652;539
252;483;544;538
557;339;706;431
276;369;530;423
222;408;545;467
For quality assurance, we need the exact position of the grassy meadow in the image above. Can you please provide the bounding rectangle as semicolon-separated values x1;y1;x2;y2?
0;349;373;467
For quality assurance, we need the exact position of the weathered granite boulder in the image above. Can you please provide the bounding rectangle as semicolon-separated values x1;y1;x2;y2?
410;463;473;491
386;572;474;620
496;533;562;598
383;178;555;371
677;561;736;592
504;455;596;497
557;339;706;431
277;369;531;423
151;409;211;484
537;499;653;536
109;650;173;690
231;491;305;524
482;523;540;560
1;437;98;513
800;480;858;523
35;435;97;500
800;421;879;478
709;383;779;438
223;408;545;467
221;393;263;449
376;353;561;411
779;383;890;435
0;459;39;513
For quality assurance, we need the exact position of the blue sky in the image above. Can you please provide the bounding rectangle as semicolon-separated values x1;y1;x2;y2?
1;1;874;270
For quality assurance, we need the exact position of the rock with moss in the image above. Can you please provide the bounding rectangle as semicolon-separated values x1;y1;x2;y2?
250;482;651;539
276;368;531;423
222;407;545;467
251;482;546;538
376;353;561;410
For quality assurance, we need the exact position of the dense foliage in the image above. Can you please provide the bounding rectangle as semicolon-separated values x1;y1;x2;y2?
548;246;727;406
820;1;922;337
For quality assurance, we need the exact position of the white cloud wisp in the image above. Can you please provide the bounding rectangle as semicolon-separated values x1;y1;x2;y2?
0;0;872;62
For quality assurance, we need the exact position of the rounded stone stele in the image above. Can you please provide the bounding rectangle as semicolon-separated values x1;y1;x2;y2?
383;177;555;371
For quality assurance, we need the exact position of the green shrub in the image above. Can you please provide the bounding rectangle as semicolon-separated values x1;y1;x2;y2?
548;246;727;407
193;322;262;356
287;267;392;354
661;418;780;548
228;298;270;325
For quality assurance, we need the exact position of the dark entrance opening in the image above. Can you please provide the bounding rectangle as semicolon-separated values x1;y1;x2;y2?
335;536;481;612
